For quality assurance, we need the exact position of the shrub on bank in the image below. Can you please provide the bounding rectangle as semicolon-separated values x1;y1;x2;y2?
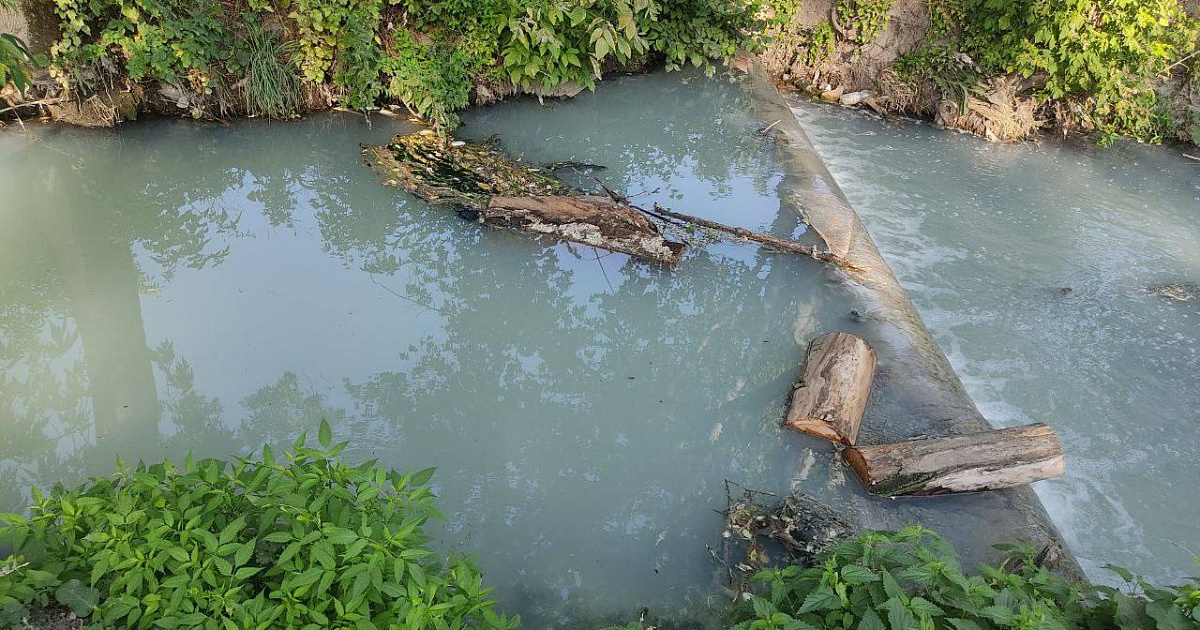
956;0;1199;144
761;0;1200;145
37;0;761;127
0;420;517;630
2;425;1198;629
726;527;1200;630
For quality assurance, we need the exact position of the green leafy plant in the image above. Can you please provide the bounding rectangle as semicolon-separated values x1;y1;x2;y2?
44;0;759;127
729;526;1200;630
233;22;301;118
836;0;893;44
643;0;761;71
0;32;36;93
381;31;472;128
957;0;1199;142
0;420;520;630
895;44;981;113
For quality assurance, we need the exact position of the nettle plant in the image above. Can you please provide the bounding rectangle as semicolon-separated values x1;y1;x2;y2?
734;527;1200;630
0;421;517;630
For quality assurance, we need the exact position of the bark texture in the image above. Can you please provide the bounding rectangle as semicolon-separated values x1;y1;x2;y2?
844;423;1066;496
485;196;685;265
785;332;876;444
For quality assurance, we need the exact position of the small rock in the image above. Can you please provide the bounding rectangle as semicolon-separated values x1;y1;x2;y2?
820;85;845;103
839;90;874;106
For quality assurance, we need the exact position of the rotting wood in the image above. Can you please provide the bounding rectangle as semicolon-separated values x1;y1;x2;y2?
364;131;853;269
486;196;684;265
643;204;859;270
784;332;876;445
364;132;684;264
843;423;1066;497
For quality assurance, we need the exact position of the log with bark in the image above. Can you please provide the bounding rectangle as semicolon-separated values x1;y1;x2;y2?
364;131;685;265
364;131;855;269
784;332;876;445
843;423;1066;496
485;195;685;265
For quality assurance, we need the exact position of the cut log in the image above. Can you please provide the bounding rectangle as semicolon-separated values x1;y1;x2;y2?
485;196;685;266
843;423;1066;496
784;332;876;445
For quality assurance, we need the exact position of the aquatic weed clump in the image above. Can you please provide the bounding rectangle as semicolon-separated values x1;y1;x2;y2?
0;420;518;630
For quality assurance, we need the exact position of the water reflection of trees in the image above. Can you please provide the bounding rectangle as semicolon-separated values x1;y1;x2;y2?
1;74;827;623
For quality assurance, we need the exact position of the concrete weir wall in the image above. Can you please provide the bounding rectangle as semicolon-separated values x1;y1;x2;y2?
739;59;1081;577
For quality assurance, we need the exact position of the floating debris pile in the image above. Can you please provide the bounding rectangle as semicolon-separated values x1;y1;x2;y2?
364;131;854;269
364;131;685;265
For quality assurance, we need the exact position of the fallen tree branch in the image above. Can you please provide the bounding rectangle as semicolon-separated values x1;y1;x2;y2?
0;97;71;117
644;203;860;271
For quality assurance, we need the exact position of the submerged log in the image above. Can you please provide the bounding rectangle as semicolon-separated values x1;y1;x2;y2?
843;423;1066;497
646;204;857;270
784;333;876;445
364;131;851;269
486;196;685;265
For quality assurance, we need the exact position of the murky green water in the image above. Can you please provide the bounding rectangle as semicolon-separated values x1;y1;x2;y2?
790;100;1200;583
0;72;863;626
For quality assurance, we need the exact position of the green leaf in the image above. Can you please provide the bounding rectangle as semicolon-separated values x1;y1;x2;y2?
55;579;100;618
411;467;436;487
319;419;332;448
234;540;255;567
859;609;886;630
262;444;275;467
841;564;879;585
883;597;916;630
798;588;843;614
1106;564;1135;583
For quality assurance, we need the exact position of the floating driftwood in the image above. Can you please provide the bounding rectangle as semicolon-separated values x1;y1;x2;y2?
365;131;853;269
643;204;855;268
784;332;876;445
486;195;684;264
364;132;684;265
843;423;1066;496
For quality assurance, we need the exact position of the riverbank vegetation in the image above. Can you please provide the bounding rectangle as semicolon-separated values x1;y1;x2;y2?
1;0;756;127
722;526;1200;630
3;0;1197;145
0;421;518;630
3;424;1198;628
761;0;1200;145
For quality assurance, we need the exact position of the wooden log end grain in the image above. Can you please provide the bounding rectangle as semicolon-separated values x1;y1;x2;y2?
784;332;877;445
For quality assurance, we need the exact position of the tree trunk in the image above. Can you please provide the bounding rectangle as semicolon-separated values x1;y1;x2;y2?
843;423;1066;496
485;195;685;266
784;332;876;445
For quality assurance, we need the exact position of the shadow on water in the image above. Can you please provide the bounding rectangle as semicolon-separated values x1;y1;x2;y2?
0;71;858;626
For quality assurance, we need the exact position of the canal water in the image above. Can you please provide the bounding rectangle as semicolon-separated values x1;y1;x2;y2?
0;71;861;626
789;100;1200;583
